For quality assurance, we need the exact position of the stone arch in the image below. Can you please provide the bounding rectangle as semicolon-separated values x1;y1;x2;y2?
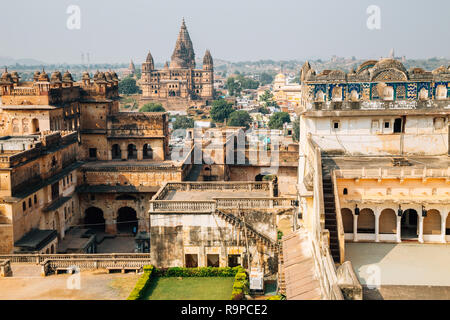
379;208;396;234
423;209;441;235
84;207;105;231
357;208;375;233
341;208;353;233
111;144;121;159
117;207;138;233
401;208;418;239
127;144;137;159
143;144;153;159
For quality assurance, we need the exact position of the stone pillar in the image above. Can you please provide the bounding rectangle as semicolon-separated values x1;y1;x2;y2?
375;210;380;242
121;147;127;160
441;213;447;243
106;217;117;234
396;216;401;242
107;149;112;160
418;215;424;243
137;150;143;161
353;215;358;242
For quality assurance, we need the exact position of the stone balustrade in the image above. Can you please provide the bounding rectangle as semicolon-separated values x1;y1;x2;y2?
0;253;151;265
335;166;450;180
40;258;151;275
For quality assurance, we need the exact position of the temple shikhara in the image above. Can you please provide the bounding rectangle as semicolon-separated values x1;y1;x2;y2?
140;19;214;110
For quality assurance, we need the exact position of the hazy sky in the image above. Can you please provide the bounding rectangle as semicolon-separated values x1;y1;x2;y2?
2;0;449;64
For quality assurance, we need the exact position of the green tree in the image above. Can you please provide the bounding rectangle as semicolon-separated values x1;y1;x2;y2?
210;99;234;123
258;106;270;114
173;115;194;130
139;103;165;112
259;90;273;103
268;112;291;130
227;110;252;129
226;77;241;97
259;72;274;85
292;117;300;142
118;77;139;95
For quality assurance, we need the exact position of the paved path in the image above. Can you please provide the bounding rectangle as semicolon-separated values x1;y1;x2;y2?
346;242;450;286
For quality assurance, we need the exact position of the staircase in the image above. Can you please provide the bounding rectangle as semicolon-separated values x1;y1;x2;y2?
321;165;340;263
215;209;278;251
185;164;203;181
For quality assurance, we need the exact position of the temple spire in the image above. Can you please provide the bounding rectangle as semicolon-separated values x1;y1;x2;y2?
170;18;195;69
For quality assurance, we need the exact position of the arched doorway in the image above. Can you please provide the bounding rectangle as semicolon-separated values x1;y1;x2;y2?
401;209;418;239
379;209;397;234
357;208;375;233
127;144;137;159
143;144;153;159
112;144;121;159
84;207;105;231
341;208;353;233
423;209;441;235
117;207;138;233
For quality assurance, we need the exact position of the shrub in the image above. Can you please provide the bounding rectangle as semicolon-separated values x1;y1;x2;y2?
230;268;248;300
154;266;243;278
127;265;154;300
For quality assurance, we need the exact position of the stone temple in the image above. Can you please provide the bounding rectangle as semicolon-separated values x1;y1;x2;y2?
140;19;214;110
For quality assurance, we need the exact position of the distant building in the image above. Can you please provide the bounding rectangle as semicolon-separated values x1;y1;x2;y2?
140;19;214;110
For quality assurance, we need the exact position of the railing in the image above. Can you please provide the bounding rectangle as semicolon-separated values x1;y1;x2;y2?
332;171;345;264
214;197;297;209
335;166;450;179
151;200;216;213
41;258;152;275
0;253;151;265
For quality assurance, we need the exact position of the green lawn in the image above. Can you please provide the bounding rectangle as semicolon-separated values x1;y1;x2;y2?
142;277;235;300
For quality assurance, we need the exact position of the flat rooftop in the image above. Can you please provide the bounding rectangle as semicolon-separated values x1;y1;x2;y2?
323;155;450;179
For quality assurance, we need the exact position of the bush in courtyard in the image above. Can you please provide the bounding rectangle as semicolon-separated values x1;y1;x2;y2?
127;265;154;300
230;268;248;300
155;266;244;278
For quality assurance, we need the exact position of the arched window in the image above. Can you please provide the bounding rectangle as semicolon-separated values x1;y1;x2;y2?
127;144;137;160
111;144;121;159
350;90;359;102
12;119;19;134
316;90;325;102
436;85;447;100
143;144;153;159
332;86;342;102
31;118;40;133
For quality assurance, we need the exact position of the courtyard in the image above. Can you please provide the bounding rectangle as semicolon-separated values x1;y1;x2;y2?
142;277;235;300
346;242;450;299
0;270;140;300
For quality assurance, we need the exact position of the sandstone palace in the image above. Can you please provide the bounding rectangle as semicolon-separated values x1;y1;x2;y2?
140;19;214;110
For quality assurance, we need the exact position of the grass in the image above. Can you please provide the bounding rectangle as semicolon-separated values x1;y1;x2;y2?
142;277;235;300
